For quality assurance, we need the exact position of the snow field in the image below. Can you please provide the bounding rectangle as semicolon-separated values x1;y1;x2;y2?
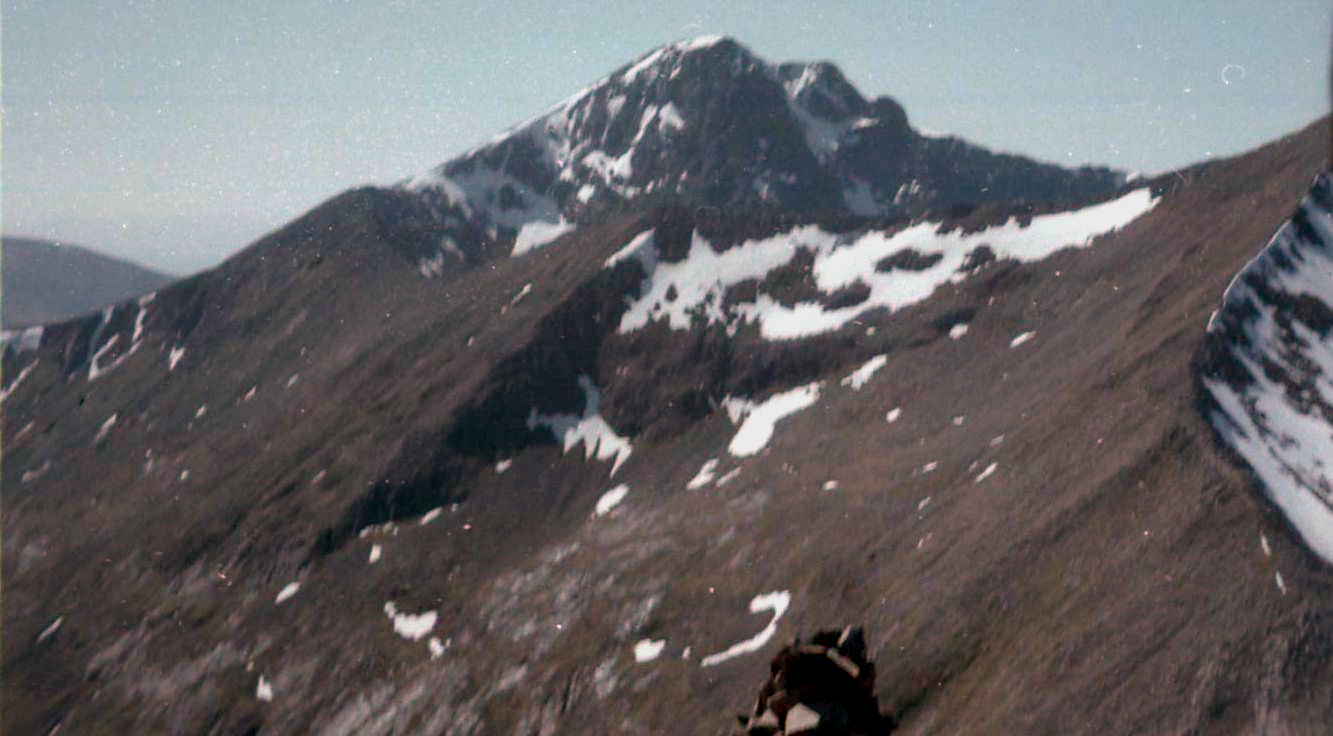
613;188;1156;340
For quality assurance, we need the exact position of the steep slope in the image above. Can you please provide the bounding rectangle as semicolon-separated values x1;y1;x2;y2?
402;37;1124;258
5;38;1333;736
1201;169;1333;565
1;236;174;329
6;117;1332;735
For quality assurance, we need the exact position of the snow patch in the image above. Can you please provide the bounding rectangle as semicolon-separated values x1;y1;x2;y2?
975;463;998;483
700;591;792;668
495;458;513;474
657;102;685;134
402;172;472;218
94;413;117;443
1009;331;1036;348
512;220;575;256
885;407;902;423
595;484;629;516
949;323;969;340
680;34;726;51
428;636;448;659
21;460;52;484
256;675;274;702
1;325;44;352
36;616;63;643
527;375;633;476
274;582;300;604
1;359;38;404
419;249;447;278
131;293;153;338
168;345;186;371
383;601;438;641
723;382;822;457
633;638;667;662
621;46;669;84
420;507;443;525
822;480;840;492
88;333;135;381
840;354;887;390
368;544;382;564
686;458;719;490
593;659;618;699
605;229;656;269
509;282;534;306
359;521;400;538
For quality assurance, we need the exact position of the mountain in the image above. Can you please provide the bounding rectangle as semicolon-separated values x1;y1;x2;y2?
5;37;1333;735
1201;169;1333;564
401;36;1125;268
1;236;175;329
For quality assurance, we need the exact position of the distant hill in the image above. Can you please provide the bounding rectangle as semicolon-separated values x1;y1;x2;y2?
2;237;174;328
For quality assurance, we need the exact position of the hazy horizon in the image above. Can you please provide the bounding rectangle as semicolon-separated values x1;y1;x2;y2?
5;1;1330;274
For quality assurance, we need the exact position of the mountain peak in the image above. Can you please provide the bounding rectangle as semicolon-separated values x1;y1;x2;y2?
612;35;751;85
400;38;1124;260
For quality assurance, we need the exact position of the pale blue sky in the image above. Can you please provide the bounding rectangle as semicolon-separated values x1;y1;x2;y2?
4;0;1329;274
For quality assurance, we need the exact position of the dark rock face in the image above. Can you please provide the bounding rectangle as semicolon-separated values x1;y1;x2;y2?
4;34;1333;736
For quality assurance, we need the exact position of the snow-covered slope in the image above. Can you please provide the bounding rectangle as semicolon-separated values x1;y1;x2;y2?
1203;171;1333;563
401;37;1124;258
610;187;1156;340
